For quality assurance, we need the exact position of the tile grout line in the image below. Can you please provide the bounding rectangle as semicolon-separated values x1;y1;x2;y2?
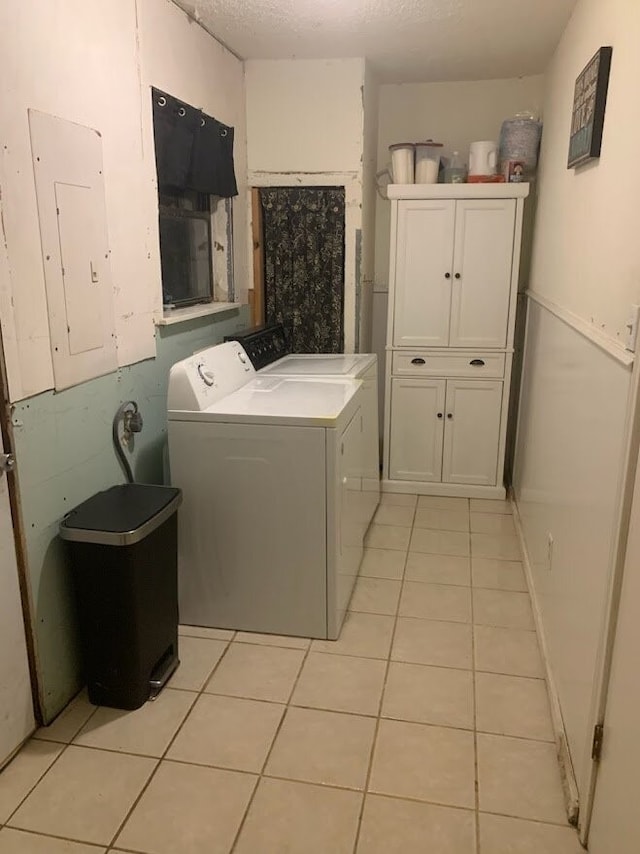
11;500;558;851
470;506;482;854
2;705;91;830
105;634;238;850
351;496;416;854
228;631;313;853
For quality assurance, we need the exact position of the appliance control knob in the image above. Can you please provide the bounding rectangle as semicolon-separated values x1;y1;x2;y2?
238;352;247;364
197;364;215;386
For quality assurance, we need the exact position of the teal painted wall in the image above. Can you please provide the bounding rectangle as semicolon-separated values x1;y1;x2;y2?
12;307;249;722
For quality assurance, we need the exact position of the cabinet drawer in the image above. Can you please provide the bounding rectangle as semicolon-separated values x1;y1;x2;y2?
392;351;506;378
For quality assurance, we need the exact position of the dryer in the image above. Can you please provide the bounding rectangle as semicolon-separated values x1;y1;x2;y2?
167;341;365;639
225;325;380;528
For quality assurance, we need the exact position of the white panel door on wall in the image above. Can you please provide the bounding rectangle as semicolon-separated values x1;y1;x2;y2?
449;200;515;348
29;110;117;391
392;201;455;347
0;435;34;768
442;380;503;485
389;378;445;481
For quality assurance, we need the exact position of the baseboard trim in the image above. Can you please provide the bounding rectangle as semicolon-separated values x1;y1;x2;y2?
382;480;507;499
509;489;581;826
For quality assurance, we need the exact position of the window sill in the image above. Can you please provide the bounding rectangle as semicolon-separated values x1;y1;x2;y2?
155;302;238;327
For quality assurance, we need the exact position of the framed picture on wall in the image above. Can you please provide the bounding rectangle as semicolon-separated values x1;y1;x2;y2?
568;46;613;169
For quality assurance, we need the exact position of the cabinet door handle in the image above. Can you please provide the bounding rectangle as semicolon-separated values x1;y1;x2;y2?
411;357;426;365
454;273;461;279
437;412;443;419
447;413;453;419
469;359;485;366
444;272;451;279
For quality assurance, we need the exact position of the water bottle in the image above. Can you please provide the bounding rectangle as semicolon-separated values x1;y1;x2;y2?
444;151;467;184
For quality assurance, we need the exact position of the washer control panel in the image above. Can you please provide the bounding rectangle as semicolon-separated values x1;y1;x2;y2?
168;341;257;412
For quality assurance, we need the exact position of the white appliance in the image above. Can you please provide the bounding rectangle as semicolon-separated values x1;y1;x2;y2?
167;341;365;639
469;140;498;176
259;354;379;527
222;326;380;529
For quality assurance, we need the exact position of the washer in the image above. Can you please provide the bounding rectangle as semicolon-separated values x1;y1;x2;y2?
225;325;380;527
167;341;365;639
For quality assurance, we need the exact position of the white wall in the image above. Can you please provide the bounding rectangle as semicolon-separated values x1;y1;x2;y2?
359;62;379;352
245;58;367;352
528;0;640;343
513;0;640;819
245;59;365;174
0;0;248;402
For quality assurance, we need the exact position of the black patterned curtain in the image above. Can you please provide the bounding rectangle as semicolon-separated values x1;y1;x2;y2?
259;187;345;353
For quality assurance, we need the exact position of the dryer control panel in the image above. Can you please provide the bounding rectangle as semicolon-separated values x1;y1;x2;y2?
168;341;256;412
224;323;289;370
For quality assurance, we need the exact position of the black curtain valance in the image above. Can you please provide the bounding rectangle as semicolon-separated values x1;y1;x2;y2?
151;87;237;198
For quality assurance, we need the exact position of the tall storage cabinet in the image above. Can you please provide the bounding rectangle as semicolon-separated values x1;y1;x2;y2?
383;184;529;498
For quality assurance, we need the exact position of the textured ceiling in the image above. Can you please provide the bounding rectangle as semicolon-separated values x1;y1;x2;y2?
172;0;577;82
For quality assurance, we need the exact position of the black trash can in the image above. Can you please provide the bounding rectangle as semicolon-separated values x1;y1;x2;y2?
60;484;182;710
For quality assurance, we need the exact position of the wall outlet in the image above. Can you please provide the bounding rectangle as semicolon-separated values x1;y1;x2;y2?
547;532;554;570
625;304;640;352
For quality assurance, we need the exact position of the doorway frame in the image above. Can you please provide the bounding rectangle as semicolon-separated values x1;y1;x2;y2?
578;353;640;843
0;202;42;731
247;170;362;353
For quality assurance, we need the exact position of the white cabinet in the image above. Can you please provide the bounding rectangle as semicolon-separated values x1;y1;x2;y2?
442;380;503;486
389;378;503;487
450;200;516;348
389;379;445;481
393;201;455;347
392;198;516;350
383;185;529;498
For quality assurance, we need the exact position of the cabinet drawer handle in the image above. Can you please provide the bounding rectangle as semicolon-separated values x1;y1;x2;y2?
437;412;443;419
469;359;485;366
411;357;426;365
444;272;451;279
454;273;461;279
447;413;453;419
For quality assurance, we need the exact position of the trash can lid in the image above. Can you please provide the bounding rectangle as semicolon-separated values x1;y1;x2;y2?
60;484;182;546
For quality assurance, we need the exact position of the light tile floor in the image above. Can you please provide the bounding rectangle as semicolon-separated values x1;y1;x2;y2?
0;495;585;853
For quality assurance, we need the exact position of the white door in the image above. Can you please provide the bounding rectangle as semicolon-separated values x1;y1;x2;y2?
0;435;35;767
442;380;503;485
392;200;455;348
449;200;516;348
586;454;640;852
389;378;446;482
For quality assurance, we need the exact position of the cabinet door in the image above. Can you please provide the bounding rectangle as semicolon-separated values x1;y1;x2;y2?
449;200;516;348
389;378;446;481
442;380;503;486
392;201;455;347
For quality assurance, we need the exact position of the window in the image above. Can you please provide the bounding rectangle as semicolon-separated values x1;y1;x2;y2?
159;189;212;307
159;190;234;309
151;88;237;311
158;190;234;310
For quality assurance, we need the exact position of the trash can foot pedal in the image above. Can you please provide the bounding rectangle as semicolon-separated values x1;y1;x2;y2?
149;650;179;700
